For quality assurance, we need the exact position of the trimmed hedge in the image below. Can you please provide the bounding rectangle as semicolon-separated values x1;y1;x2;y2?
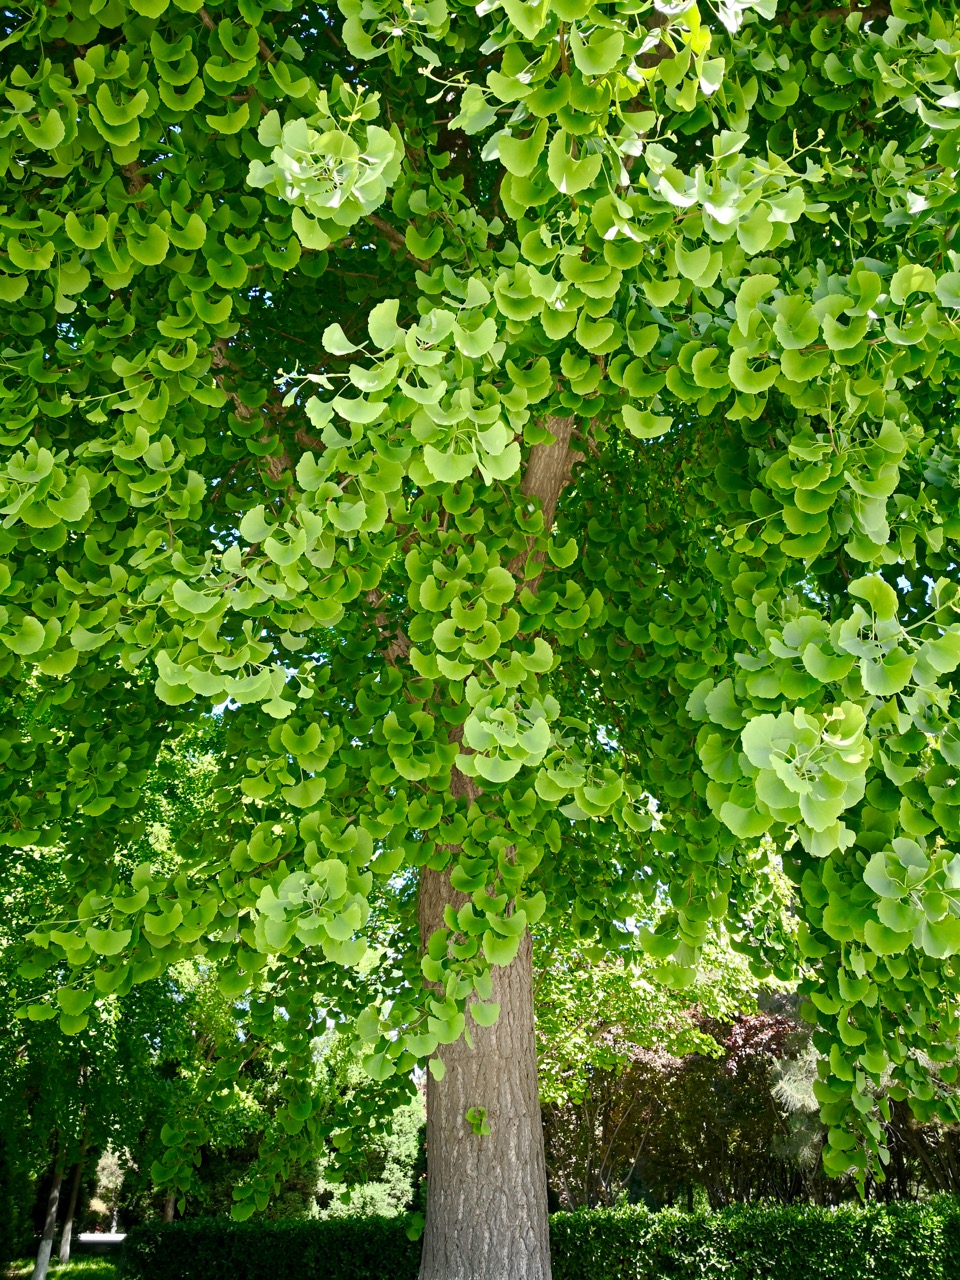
118;1217;419;1280
118;1199;960;1280
550;1201;960;1279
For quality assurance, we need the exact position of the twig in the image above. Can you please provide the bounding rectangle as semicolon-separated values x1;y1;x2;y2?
368;214;430;271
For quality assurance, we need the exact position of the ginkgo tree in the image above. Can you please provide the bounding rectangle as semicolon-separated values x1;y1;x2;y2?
4;0;960;1274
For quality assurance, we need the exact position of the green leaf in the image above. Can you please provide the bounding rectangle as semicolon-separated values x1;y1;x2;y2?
331;394;383;424
114;886;149;913
773;295;820;349
548;538;578;568
2;615;45;655
734;274;778;333
281;776;327;808
482;930;520;966
368;298;401;349
863;919;911;955
675;243;718;285
423;445;475;484
469;1000;500;1027
569;26;624;77
501;0;548;39
341;15;378;57
890;263;936;305
26;1004;57;1022
728;349;778;394
7;240;54;271
621;406;671;439
860;649;915;696
802;645;854;682
0;274;28;302
450;85;497;134
322;323;359;355
127;225;170;267
738;204;773;255
172;580;220;616
940;724;960;767
935;272;960;309
877;898;922;932
498;119;548;177
21;108;65;151
705;680;745;731
58;987;94;1016
206;101;251;135
291;207;331;251
719;800;771;838
849;575;898;620
472;753;523;783
406;223;443;259
239;505;272;543
918;631;960;674
547;130;602;195
918;915;960;959
85;927;132;956
60;1012;90;1035
864;853;900;898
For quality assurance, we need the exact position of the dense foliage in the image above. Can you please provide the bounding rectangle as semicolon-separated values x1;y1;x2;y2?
544;1003;817;1210
6;0;960;1218
118;1201;960;1280
118;1218;422;1280
545;993;960;1211
534;918;781;1109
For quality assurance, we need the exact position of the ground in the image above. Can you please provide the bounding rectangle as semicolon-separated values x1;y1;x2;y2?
6;1261;117;1280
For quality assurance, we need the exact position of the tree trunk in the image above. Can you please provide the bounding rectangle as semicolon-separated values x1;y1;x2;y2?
419;868;551;1280
58;1153;85;1264
416;416;576;1279
31;1154;64;1280
163;1189;176;1222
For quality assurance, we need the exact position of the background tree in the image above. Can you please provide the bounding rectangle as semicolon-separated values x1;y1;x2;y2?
5;1;960;1278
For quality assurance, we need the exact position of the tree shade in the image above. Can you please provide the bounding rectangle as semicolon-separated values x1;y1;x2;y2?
4;0;960;1271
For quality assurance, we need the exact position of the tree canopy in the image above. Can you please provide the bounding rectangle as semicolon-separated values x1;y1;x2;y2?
4;0;960;1240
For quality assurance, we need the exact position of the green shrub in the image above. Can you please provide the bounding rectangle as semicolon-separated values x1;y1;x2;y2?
119;1199;960;1280
549;1200;960;1280
117;1218;420;1280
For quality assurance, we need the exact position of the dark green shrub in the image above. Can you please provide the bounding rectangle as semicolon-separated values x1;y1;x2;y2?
119;1199;960;1280
0;1128;34;1267
118;1217;420;1280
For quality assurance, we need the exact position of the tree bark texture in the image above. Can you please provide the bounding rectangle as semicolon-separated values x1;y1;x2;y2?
418;862;551;1280
31;1155;64;1280
417;418;577;1280
58;1154;85;1264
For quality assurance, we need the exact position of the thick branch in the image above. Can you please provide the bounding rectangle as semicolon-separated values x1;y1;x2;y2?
509;415;582;592
365;588;411;669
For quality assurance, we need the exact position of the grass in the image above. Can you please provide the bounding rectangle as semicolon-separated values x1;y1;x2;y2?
7;1261;117;1280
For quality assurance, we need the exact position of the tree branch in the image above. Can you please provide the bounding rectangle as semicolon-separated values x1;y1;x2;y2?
367;214;430;271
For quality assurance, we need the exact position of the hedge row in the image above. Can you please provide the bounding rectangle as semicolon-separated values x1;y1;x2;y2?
118;1199;960;1280
550;1201;960;1279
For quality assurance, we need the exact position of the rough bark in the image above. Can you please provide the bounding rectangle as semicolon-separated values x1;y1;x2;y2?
510;416;579;589
31;1154;64;1280
58;1153;85;1264
163;1189;176;1222
417;417;577;1280
418;851;551;1280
